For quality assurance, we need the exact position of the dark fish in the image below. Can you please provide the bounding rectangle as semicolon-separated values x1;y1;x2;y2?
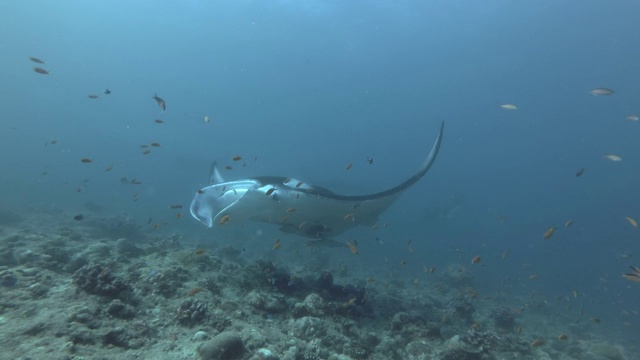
120;177;129;184
367;156;373;165
142;150;151;155
150;143;161;147
88;94;99;99
29;57;45;64
575;168;584;177
73;214;84;221
104;89;111;95
265;188;276;196
232;155;242;161
80;158;93;163
152;93;166;111
33;67;49;75
154;119;165;124
169;204;183;209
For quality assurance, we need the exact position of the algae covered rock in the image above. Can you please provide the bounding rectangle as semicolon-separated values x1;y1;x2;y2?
589;341;625;360
198;331;245;360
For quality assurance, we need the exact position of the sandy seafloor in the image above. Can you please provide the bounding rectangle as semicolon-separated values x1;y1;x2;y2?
0;209;636;360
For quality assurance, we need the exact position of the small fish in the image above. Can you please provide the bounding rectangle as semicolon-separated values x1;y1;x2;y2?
88;94;99;99
400;260;408;266
33;67;49;75
502;249;510;259
232;155;242;161
575;168;584;177
604;154;622;162
219;214;231;224
50;140;58;144
565;219;574;227
287;208;297;213
543;226;555;240
530;340;544;347
572;289;579;298
204;115;210;123
471;255;481;264
626;114;639;121
29;57;45;64
500;104;518;110
152;93;166;111
152;223;159;229
131;179;142;185
80;158;93;163
188;287;202;296
344;213;355;221
175;213;182;219
73;214;84;221
528;274;539;280
141;145;148;148
625;216;638;228
590;317;601;323
150;142;161;147
622;273;640;283
142;150;151;155
590;88;614;96
225;165;232;170
104;89;111;95
367;156;373;165
272;239;281;250
169;204;183;209
375;237;384;244
346;241;359;255
154;119;165;124
105;165;113;172
195;249;205;255
345;163;353;170
265;188;276;196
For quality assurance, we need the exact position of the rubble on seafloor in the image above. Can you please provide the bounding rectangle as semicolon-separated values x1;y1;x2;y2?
0;210;634;360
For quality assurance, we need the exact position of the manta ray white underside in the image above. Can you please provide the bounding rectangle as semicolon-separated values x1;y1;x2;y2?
190;122;444;239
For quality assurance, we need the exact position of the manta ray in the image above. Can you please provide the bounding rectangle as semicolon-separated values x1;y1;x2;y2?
190;122;444;240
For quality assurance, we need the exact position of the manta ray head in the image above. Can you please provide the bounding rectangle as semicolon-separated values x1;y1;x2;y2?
190;180;257;227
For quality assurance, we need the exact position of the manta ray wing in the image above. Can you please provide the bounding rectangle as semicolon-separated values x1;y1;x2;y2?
190;122;444;238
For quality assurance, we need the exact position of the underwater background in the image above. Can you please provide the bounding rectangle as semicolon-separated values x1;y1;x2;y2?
1;1;639;359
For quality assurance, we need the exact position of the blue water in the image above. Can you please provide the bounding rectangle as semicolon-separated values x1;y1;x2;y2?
2;0;640;352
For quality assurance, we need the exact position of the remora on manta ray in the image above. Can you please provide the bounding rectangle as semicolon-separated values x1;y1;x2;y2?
190;122;444;239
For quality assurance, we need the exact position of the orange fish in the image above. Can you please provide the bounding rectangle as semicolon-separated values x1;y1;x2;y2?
188;287;202;296
195;249;205;255
219;214;230;224
543;226;555;239
530;340;544;347
273;239;281;250
471;255;481;264
346;241;359;255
